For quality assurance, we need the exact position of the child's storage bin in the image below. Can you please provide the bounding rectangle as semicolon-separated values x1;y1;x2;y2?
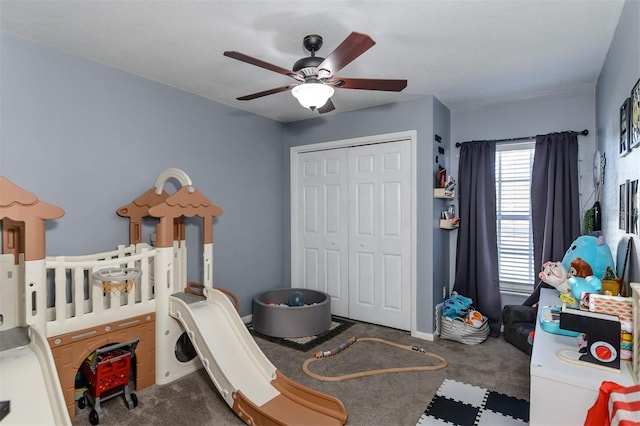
436;303;489;345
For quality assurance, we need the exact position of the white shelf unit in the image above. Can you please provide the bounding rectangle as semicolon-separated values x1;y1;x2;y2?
439;219;459;230
433;188;454;199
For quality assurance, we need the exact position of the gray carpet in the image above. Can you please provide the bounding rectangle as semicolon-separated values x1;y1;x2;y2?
71;320;530;425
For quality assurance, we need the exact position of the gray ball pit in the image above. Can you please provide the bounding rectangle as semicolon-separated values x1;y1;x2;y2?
252;288;331;338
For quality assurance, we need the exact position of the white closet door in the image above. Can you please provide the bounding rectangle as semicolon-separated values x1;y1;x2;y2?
295;149;349;316
348;140;411;329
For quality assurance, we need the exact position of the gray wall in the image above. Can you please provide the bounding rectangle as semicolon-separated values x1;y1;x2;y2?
3;0;635;333
1;31;449;335
0;33;285;316
596;0;640;287
432;98;452;304
282;96;445;334
450;88;599;305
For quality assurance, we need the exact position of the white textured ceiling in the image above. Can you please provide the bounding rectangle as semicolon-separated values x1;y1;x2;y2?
0;0;625;123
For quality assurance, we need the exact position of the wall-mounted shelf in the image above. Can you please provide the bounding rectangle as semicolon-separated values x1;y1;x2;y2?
439;219;459;230
434;188;455;199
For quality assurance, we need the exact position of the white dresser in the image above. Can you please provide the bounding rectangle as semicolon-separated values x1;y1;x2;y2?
530;288;636;425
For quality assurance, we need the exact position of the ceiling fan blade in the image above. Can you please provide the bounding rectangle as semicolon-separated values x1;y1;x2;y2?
224;51;298;78
236;85;296;101
318;98;335;114
332;78;407;92
317;32;376;75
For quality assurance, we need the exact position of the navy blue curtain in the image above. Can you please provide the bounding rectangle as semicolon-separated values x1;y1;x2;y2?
524;131;581;306
453;141;501;336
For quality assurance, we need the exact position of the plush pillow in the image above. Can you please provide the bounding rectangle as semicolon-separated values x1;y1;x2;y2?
562;235;614;280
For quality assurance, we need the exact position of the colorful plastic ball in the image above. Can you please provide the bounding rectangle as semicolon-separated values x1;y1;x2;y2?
288;291;305;307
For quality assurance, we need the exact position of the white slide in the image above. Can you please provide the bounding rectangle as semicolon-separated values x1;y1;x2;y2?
169;288;347;426
0;327;71;425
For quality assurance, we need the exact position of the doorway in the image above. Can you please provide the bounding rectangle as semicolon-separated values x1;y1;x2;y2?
290;131;416;331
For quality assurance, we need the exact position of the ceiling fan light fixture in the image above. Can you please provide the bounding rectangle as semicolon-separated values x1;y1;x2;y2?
292;83;334;110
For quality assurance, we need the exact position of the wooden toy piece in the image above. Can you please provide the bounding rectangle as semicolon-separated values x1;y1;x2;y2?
302;336;447;382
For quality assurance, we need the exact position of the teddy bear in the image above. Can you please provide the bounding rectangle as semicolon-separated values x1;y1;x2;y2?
566;256;602;299
568;257;593;278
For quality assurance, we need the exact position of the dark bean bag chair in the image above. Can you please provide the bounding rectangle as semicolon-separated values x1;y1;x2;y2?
502;305;537;355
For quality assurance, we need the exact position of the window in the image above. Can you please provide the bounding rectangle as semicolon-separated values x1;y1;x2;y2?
495;141;535;294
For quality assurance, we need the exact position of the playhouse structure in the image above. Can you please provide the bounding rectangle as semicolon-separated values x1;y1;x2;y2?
0;169;347;425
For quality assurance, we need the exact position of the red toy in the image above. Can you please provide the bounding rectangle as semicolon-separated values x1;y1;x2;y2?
78;339;139;425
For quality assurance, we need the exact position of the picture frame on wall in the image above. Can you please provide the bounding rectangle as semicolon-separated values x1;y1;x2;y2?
631;78;640;149
620;97;632;156
630;179;639;236
620;181;629;232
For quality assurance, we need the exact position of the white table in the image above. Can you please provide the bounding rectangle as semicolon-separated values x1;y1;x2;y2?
530;288;636;425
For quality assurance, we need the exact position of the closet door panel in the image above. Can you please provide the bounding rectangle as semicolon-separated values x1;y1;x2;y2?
294;138;411;329
348;140;411;329
295;150;349;316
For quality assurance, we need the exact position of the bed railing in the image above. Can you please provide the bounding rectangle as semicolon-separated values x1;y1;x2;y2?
42;244;157;337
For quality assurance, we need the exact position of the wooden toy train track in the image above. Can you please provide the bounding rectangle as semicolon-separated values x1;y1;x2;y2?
302;337;448;381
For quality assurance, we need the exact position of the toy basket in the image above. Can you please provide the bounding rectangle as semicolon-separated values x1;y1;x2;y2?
436;303;489;345
82;349;132;396
79;339;139;425
93;267;141;295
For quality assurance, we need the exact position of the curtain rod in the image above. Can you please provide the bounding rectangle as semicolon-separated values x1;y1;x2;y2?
455;129;589;148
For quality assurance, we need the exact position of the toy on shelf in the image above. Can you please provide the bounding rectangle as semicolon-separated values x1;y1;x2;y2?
569;257;593;277
557;308;621;372
539;259;603;301
561;235;614;282
539;261;571;294
539;305;580;337
539;235;613;301
601;266;621;295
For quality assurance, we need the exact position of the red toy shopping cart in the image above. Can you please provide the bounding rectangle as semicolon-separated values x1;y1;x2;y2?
78;339;139;425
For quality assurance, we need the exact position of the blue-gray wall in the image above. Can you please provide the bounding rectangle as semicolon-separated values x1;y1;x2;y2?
450;88;599;305
281;96;448;335
0;33;285;316
432;98;452;305
1;32;448;335
596;0;640;286
3;0;635;332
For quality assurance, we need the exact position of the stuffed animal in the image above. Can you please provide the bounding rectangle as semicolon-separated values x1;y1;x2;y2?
569;257;593;278
561;235;614;281
442;293;473;318
539;261;571;294
540;259;603;299
567;275;602;300
562;240;606;299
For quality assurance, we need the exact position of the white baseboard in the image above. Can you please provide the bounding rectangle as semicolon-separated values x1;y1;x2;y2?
411;330;435;341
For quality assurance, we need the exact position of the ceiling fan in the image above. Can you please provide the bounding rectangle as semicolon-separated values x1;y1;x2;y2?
223;32;407;114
